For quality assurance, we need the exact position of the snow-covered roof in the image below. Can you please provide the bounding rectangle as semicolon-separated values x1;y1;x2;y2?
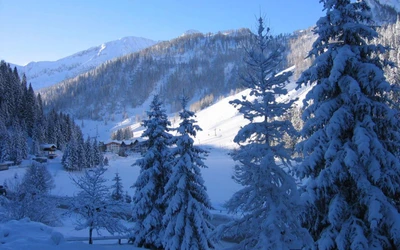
103;139;139;145
40;144;57;150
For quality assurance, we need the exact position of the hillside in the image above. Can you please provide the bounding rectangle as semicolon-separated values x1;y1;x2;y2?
40;29;291;121
35;0;400;124
13;36;157;90
365;0;400;24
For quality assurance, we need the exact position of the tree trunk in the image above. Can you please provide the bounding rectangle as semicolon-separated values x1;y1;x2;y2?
89;227;93;244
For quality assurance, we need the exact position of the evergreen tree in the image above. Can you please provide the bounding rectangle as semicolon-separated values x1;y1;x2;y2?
76;131;87;170
104;156;109;166
125;191;132;204
24;83;36;137
92;138;103;166
22;162;54;194
111;172;124;201
85;136;94;168
10;121;28;165
61;143;73;171
162;96;214;250
0;120;10;162
2;162;58;225
216;18;310;249
62;136;79;171
130;95;173;249
297;1;400;248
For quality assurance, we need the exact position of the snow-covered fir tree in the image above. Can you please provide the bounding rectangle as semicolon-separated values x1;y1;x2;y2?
1;162;58;225
125;191;132;204
216;17;311;249
296;1;400;248
0;61;83;165
162;96;214;250
62;134;103;171
92;138;103;166
111;172;124;201
22;161;54;194
62;135;79;171
85;136;94;167
130;95;173;248
0;120;11;162
70;166;126;244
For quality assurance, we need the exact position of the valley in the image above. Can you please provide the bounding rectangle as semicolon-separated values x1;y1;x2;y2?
2;0;400;249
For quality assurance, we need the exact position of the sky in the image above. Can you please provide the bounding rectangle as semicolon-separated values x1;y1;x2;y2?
0;0;324;66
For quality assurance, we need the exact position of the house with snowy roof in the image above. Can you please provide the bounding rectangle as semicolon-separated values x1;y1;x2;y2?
40;144;57;159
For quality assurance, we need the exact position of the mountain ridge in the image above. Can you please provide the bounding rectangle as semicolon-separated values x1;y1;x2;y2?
12;36;158;90
40;28;283;121
366;0;400;24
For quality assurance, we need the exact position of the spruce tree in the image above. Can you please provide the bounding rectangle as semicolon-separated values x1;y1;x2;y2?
297;1;400;248
125;191;132;204
85;136;94;168
0;120;10;162
62;136;79;171
92;138;103;166
130;95;173;248
162;96;214;250
216;17;310;249
111;172;124;201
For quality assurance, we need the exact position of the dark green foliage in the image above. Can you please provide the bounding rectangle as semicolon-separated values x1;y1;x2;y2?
0;60;86;164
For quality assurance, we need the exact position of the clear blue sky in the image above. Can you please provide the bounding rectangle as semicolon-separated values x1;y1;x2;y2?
0;0;323;65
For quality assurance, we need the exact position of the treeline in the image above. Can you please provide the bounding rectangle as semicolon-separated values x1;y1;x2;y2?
111;127;133;140
0;61;82;164
62;136;104;171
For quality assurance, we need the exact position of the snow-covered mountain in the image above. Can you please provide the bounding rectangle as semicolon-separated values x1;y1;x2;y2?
13;36;158;90
366;0;400;24
375;0;400;11
40;28;268;120
180;29;202;37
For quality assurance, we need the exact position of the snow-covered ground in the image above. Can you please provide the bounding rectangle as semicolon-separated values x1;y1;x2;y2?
0;147;239;249
0;72;309;249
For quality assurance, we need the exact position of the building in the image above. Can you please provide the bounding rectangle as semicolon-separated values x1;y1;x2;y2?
105;141;121;154
40;144;57;159
101;140;141;154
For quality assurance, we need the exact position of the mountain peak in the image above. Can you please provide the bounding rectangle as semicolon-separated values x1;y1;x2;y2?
15;36;158;90
180;29;202;37
366;0;400;24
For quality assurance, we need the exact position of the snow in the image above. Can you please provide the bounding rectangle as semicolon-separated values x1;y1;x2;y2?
0;219;142;250
180;29;202;37
0;149;239;249
374;0;400;12
11;36;158;90
0;65;307;249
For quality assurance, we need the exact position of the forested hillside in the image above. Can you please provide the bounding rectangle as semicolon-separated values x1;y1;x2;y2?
40;29;291;120
12;36;157;90
0;61;83;163
39;2;400;124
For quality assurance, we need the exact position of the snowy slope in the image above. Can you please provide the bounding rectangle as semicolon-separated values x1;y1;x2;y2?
376;0;400;11
193;66;311;149
0;66;311;250
86;66;311;150
13;36;158;90
180;29;201;37
365;0;400;24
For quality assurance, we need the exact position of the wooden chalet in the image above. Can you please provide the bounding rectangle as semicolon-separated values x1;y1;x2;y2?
0;161;13;171
40;144;57;159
